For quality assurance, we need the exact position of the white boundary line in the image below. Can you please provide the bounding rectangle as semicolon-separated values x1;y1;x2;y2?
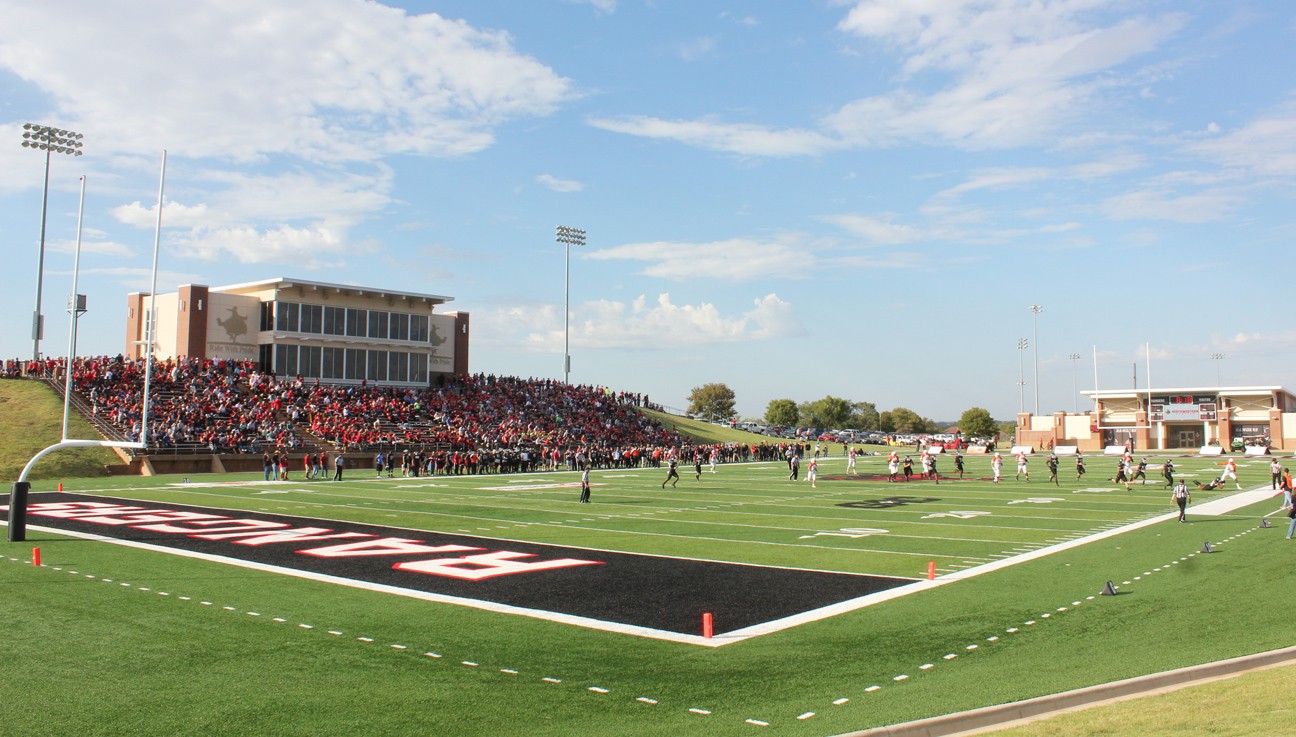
715;485;1273;643
5;485;1271;648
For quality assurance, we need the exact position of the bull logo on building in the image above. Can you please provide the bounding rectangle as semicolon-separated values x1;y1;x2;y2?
216;307;249;342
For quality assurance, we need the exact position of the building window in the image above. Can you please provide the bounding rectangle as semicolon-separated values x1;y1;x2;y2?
323;306;346;336
390;312;409;341
367;350;388;381
275;301;300;332
274;344;294;376
367;310;388;340
411;314;429;343
409;352;427;384
260;302;275;332
344;348;365;380
321;347;345;379
389;351;408;382
346;308;366;338
301;304;322;334
300;346;322;378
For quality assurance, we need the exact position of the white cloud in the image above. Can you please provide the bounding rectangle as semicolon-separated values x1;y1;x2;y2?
678;36;718;61
587;116;846;157
1103;189;1239;223
107;168;394;266
168;222;356;266
474;292;803;351
822;214;923;245
47;237;134;258
592;1;1184;155
536;174;585;193
588;238;813;281
571;0;617;13
930;154;1145;201
111;201;214;229
826;2;1187;148
1187;106;1296;176
1;2;577;273
0;1;575;162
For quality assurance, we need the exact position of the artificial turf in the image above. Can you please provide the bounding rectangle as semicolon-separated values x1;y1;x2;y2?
3;452;1291;735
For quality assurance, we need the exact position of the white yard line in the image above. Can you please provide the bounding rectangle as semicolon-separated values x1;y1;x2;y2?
714;485;1273;644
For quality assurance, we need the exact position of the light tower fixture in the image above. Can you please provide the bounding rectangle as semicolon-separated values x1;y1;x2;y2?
555;225;586;385
20;123;84;362
1028;304;1043;416
1211;352;1225;386
1068;352;1082;414
1017;338;1029;414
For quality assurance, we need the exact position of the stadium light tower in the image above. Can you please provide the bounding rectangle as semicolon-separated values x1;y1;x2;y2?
1017;338;1029;414
20;123;84;362
1029;304;1043;416
1211;352;1225;386
1068;352;1082;414
555;225;585;384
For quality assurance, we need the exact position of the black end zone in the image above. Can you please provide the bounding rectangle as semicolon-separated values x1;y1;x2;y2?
4;493;911;637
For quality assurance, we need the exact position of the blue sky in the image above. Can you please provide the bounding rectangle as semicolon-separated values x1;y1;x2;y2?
1;0;1294;422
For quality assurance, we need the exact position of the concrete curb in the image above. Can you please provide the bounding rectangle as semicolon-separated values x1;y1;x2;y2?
836;644;1296;737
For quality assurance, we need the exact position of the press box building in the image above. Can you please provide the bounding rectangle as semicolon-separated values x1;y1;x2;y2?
125;277;469;385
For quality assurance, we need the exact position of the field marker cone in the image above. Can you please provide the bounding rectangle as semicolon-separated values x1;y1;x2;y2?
702;612;713;639
927;561;936;580
32;548;40;567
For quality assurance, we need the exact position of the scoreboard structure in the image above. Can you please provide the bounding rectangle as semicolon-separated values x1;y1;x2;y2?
1149;394;1218;423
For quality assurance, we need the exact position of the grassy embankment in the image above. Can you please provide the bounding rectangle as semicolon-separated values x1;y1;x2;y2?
0;379;118;481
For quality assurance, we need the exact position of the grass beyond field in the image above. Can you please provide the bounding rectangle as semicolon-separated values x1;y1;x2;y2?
2;403;1293;735
0;380;118;480
984;662;1296;737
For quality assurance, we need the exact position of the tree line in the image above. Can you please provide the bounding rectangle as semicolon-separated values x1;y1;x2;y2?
686;382;1001;439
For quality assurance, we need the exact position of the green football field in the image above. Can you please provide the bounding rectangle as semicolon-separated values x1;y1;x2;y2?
2;452;1292;736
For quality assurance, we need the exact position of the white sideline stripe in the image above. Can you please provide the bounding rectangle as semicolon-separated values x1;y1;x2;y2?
712;486;1274;644
1190;487;1281;516
4;520;744;647
5;486;1270;649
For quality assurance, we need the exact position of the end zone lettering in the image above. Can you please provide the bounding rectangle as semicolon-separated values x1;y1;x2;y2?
21;501;602;580
7;492;913;638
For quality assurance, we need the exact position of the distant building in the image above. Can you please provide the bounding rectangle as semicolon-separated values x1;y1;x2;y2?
126;277;469;385
1016;386;1296;452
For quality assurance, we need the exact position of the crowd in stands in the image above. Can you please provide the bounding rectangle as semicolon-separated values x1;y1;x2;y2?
8;356;777;475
